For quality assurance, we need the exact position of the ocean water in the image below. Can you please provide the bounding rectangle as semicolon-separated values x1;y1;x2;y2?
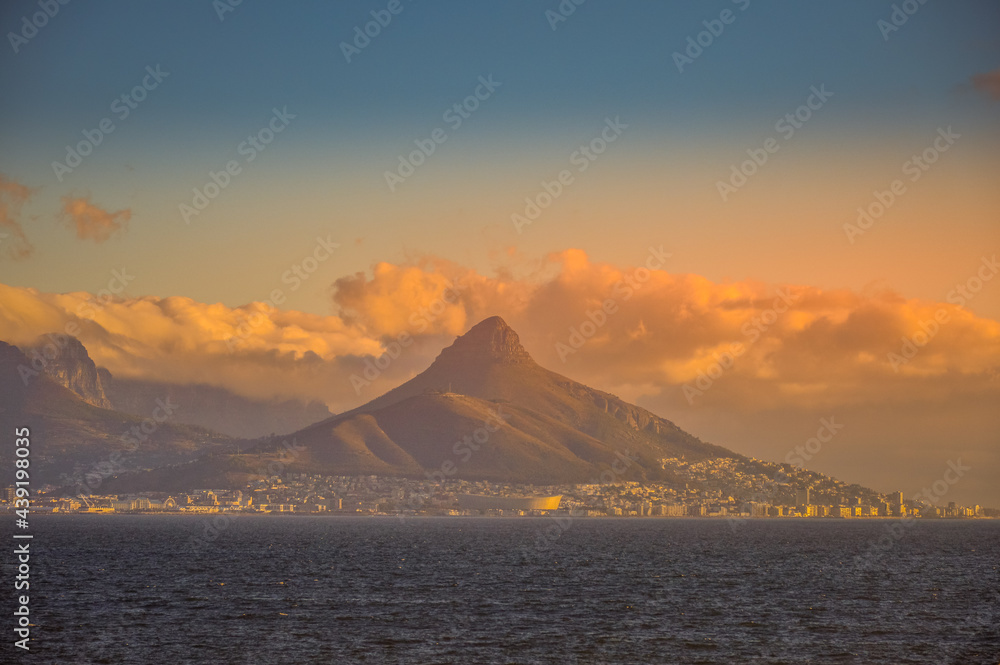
7;515;999;664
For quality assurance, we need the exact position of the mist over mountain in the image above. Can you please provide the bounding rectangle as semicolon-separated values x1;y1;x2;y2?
0;341;231;486
14;334;331;439
99;371;332;439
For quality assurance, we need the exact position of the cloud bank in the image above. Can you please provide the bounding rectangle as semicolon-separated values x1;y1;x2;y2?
2;250;996;417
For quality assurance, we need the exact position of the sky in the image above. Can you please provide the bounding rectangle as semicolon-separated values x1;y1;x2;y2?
1;1;999;506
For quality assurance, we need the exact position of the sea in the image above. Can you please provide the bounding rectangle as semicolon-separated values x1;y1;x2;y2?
6;515;999;664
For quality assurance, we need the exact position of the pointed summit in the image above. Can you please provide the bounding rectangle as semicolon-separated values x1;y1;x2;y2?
435;316;534;366
274;313;731;485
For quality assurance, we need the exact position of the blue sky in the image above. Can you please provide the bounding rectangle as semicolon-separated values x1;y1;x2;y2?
1;0;998;315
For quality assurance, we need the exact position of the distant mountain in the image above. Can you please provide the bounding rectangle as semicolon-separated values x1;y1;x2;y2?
249;316;734;484
99;371;332;439
22;334;112;409
0;341;232;487
97;317;895;500
14;333;330;438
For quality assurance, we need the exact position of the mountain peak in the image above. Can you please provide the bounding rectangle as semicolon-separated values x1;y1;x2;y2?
470;315;513;335
435;316;534;366
21;334;112;409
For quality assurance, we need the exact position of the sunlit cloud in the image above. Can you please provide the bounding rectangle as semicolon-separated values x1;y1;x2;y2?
0;284;382;408
1;251;998;417
328;251;1000;412
59;195;131;242
0;174;35;260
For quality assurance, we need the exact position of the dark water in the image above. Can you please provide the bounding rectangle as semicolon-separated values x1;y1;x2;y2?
5;516;999;664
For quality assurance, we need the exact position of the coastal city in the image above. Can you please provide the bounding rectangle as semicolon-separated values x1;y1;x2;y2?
6;456;992;519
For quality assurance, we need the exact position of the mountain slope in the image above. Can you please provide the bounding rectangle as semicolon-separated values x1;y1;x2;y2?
281;316;734;483
0;341;232;487
22;334;112;409
14;333;331;438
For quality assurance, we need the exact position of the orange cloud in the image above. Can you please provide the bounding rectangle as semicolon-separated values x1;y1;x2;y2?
1;250;998;418
0;174;34;259
328;250;1000;412
59;195;131;242
0;284;382;407
332;255;534;338
971;67;1000;100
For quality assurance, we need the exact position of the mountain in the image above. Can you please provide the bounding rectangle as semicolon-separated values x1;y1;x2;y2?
99;371;332;439
22;334;112;409
249;316;734;484
15;334;330;438
0;341;232;487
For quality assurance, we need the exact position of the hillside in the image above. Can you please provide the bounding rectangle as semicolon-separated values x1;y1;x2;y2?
0;341;233;487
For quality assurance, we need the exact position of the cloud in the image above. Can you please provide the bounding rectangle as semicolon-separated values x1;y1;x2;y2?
59;195;131;242
328;250;1000;412
0;174;35;259
1;250;998;418
971;67;1000;100
331;255;534;339
0;284;383;408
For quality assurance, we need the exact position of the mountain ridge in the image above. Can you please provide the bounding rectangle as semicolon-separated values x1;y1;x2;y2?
277;315;734;484
13;335;332;438
0;341;233;486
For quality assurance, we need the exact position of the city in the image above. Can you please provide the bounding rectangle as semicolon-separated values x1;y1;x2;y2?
6;456;991;519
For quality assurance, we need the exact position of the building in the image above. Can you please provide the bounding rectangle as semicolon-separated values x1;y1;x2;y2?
147;497;177;510
795;488;811;507
111;498;136;512
890;490;904;515
457;494;561;511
